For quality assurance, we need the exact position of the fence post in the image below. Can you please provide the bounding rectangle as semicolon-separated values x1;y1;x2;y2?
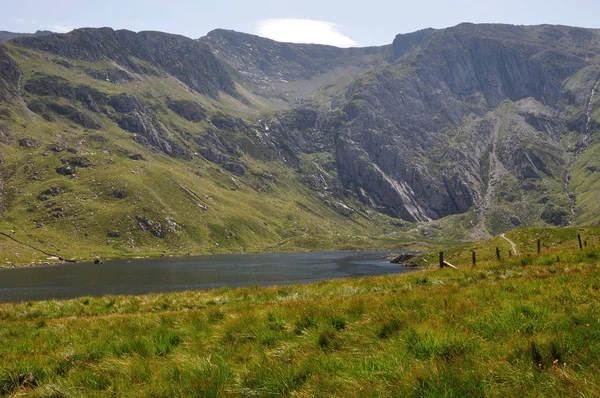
472;251;476;267
496;247;501;261
439;251;444;269
537;239;541;255
578;234;583;250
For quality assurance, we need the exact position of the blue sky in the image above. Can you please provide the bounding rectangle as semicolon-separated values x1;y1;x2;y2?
2;0;600;47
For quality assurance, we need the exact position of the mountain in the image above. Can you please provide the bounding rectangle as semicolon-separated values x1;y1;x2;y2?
0;23;600;264
0;30;54;43
205;24;600;233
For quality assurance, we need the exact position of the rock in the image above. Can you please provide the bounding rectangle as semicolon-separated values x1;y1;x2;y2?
111;95;191;159
389;253;418;264
541;206;570;226
15;28;238;99
136;215;165;238
509;215;522;226
67;147;85;154
56;165;75;176
94;259;103;264
113;189;127;199
222;162;245;176
19;138;38;148
167;99;206;122
107;230;120;238
109;94;141;113
62;157;92;167
127;153;146;161
38;186;64;201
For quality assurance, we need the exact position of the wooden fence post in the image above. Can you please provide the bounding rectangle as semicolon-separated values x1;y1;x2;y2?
537;239;541;255
472;251;476;267
496;247;501;261
578;234;583;250
439;252;444;269
508;249;512;258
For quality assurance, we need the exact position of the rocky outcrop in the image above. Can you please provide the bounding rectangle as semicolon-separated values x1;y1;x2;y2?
0;45;20;102
28;99;103;128
25;74;108;112
136;215;165;238
14;28;238;99
3;23;600;235
329;23;600;224
0;30;53;43
201;29;390;101
167;100;206;122
109;94;191;159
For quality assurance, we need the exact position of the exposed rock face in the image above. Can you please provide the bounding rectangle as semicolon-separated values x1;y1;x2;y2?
56;165;75;176
0;30;54;43
0;45;20;102
201;29;390;102
18;138;38;148
14;28;238;99
325;24;600;223
109;94;191;158
167;100;206;122
3;23;600;236
136;215;165;238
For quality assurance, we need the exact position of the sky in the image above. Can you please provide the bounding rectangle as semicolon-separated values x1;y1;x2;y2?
2;0;600;47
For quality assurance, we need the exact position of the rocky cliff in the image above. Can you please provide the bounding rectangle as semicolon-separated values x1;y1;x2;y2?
13;28;238;99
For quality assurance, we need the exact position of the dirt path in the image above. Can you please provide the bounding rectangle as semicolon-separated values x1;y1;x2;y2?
500;233;518;256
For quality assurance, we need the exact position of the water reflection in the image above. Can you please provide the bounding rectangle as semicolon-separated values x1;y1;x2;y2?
0;251;416;303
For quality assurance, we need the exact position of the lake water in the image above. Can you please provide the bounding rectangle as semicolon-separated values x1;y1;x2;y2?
0;251;416;303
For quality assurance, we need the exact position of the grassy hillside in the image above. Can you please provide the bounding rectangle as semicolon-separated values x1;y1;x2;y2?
1;228;599;396
0;45;428;267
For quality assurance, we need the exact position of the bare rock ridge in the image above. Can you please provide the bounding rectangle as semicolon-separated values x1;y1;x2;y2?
13;28;238;99
0;30;53;43
1;23;600;240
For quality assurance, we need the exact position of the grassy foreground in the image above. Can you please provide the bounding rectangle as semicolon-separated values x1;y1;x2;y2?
1;230;600;396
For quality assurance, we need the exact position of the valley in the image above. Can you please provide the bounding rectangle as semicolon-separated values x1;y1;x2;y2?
0;24;599;265
1;21;600;396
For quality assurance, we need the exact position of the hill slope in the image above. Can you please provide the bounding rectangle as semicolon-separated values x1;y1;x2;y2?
1;24;600;264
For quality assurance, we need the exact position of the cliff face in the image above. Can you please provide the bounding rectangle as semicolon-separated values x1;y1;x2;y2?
13;28;238;99
326;24;600;226
1;22;600;251
201;29;391;106
0;45;20;102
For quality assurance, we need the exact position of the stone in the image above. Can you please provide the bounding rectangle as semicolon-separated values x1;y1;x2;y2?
19;138;38;148
56;165;75;176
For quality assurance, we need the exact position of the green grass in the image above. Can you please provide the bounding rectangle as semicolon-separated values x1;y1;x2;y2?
1;233;600;396
410;226;600;268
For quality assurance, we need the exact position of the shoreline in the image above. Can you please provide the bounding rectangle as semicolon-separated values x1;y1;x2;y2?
0;241;431;269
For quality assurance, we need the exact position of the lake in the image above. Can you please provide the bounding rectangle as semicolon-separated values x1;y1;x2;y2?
0;250;417;303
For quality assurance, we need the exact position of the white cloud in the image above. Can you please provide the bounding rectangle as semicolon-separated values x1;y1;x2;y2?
51;25;75;33
255;19;357;47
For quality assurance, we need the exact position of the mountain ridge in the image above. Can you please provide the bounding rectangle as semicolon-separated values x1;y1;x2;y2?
1;22;600;265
